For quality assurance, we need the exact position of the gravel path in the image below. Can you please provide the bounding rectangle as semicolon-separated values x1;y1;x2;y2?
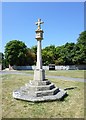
0;70;86;82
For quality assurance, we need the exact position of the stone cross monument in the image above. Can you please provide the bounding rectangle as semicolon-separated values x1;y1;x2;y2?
13;19;67;102
34;19;45;81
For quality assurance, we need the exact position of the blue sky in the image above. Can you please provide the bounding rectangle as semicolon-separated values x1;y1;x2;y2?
1;2;84;53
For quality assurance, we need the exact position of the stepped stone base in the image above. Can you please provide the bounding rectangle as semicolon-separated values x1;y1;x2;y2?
13;78;67;102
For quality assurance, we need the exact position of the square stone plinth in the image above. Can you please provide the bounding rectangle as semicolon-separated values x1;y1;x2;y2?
34;69;45;81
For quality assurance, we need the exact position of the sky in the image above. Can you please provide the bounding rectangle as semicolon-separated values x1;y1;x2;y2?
1;2;84;53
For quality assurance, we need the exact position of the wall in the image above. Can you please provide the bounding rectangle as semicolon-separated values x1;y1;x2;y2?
13;65;86;70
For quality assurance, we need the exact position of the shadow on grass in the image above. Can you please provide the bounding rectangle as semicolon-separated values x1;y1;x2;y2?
64;86;77;90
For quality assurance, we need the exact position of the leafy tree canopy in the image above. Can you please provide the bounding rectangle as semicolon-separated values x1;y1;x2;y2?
73;31;86;64
0;52;3;63
5;40;27;66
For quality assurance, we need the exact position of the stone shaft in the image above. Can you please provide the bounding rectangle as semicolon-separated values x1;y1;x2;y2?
36;40;42;69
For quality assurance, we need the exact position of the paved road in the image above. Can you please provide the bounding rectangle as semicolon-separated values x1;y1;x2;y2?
0;70;86;82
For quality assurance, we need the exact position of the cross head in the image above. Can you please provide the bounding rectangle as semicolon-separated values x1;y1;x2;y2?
35;19;44;30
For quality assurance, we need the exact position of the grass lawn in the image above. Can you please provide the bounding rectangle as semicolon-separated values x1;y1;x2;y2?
46;70;85;79
1;71;85;118
19;70;85;79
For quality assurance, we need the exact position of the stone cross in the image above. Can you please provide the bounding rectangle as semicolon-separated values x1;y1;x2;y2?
35;18;44;30
13;18;67;102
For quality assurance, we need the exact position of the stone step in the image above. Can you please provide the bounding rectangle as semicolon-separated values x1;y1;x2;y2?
54;89;67;99
13;88;67;102
28;80;51;86
25;83;55;91
34;87;60;97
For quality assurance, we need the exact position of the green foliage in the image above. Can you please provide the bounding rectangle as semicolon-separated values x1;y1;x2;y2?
42;45;56;65
42;31;86;65
0;52;5;69
73;31;86;65
31;45;37;62
31;45;37;55
26;48;36;65
4;31;86;66
0;52;2;63
42;43;76;65
4;40;36;66
5;40;28;66
58;43;75;65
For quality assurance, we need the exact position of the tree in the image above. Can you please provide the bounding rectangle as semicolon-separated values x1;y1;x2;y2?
26;48;36;65
5;40;28;66
0;52;5;69
4;31;86;67
31;45;37;62
31;45;37;55
63;42;75;65
42;45;56;65
73;31;86;64
0;52;2;64
77;31;86;45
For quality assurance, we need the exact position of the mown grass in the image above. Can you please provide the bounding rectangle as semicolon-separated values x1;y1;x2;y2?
46;70;85;79
19;70;85;79
2;73;85;118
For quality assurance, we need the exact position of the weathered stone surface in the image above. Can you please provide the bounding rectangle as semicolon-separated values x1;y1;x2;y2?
34;69;45;81
25;83;55;91
29;79;51;86
13;78;67;102
13;86;67;102
35;87;59;97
